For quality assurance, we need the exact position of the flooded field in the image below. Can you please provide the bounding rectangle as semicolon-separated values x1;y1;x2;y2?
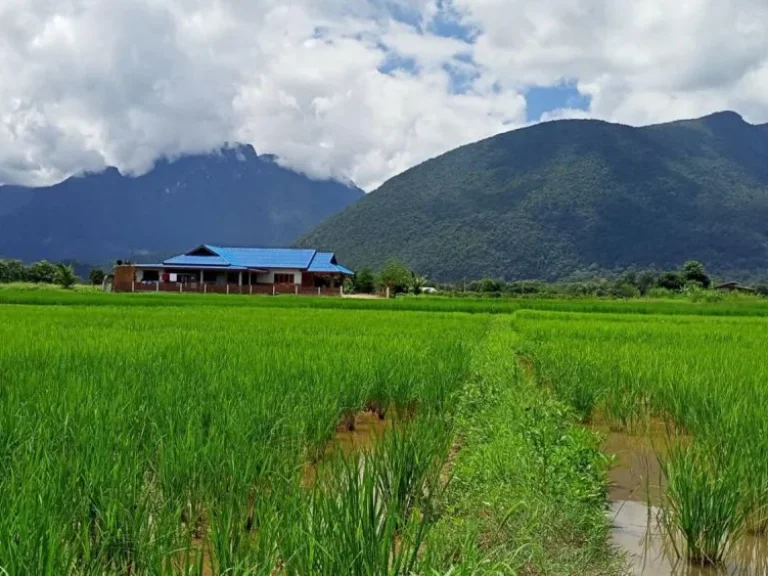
520;310;768;574
594;416;768;575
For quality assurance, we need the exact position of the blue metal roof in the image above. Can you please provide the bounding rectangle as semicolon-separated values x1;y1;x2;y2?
164;254;231;267
156;245;353;273
206;246;318;269
307;252;353;275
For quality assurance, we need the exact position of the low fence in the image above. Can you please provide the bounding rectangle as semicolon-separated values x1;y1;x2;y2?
114;281;343;297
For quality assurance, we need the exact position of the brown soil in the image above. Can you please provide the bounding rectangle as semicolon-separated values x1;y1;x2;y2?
333;410;392;454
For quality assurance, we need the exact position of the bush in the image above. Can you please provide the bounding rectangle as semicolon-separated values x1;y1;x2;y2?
610;283;641;299
657;271;684;291
88;268;106;286
55;265;78;289
378;260;412;295
27;260;58;284
681;260;711;289
0;260;26;283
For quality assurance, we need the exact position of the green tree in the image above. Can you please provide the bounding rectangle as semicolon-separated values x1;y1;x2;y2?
635;271;658;296
477;278;502;293
27;260;58;283
353;267;376;293
409;272;428;295
378;259;411;295
55;264;78;289
657;271;684;291
88;268;106;286
2;260;26;283
681;260;711;288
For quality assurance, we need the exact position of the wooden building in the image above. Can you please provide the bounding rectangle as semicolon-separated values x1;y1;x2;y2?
113;245;353;295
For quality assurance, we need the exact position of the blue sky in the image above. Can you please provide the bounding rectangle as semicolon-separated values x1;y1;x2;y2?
378;1;591;122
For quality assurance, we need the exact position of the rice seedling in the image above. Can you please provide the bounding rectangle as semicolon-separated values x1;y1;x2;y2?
516;309;768;570
7;290;767;574
660;440;748;565
0;301;487;574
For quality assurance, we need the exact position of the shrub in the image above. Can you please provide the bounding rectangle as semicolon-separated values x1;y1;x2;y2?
55;265;78;289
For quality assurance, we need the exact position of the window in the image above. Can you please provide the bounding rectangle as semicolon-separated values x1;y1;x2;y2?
274;273;295;284
203;270;218;283
143;270;159;282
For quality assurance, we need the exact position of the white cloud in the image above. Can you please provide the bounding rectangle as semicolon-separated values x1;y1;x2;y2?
0;0;523;189
2;0;768;191
456;0;768;125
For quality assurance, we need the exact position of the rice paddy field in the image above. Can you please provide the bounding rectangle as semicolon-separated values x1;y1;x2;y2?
2;289;768;575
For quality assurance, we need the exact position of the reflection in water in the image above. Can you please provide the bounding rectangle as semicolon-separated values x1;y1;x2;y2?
610;500;768;576
594;420;768;575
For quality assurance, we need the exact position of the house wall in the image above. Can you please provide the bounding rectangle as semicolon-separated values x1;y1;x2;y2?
133;267;303;285
255;269;303;284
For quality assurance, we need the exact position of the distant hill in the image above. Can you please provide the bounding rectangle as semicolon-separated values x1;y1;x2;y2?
0;145;362;264
299;111;768;281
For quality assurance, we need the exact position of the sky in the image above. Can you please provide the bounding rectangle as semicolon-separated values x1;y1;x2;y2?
2;0;768;191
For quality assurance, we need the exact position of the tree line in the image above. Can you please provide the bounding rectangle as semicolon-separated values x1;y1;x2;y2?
350;259;768;298
0;259;106;289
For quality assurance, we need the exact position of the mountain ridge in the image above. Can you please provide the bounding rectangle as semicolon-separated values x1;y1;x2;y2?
0;144;363;263
298;111;768;281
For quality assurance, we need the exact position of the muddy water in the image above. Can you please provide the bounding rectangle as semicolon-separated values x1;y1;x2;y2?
610;500;768;576
593;419;768;575
590;418;669;504
332;411;392;454
303;411;392;487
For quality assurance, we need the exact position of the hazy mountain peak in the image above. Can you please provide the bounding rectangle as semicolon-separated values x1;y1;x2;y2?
0;147;363;263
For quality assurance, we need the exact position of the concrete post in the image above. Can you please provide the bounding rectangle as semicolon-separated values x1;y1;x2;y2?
250;285;253;295
295;284;299;296
272;285;276;296
180;283;183;293
204;283;207;294
386;286;391;299
131;281;135;293
318;287;321;296
156;281;159;292
238;271;242;286
340;285;343;297
227;284;230;295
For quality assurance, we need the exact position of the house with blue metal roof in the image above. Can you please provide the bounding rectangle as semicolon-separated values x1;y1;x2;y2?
113;245;354;295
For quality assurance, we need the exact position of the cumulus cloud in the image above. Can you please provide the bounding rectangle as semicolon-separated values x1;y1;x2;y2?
1;0;768;190
457;0;768;125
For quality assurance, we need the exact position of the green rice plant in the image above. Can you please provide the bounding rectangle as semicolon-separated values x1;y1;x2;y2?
371;415;453;524
660;440;748;565
281;451;433;576
0;301;489;574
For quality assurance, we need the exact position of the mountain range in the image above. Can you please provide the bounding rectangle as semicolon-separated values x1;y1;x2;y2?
3;112;768;282
0;145;362;264
299;111;768;281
